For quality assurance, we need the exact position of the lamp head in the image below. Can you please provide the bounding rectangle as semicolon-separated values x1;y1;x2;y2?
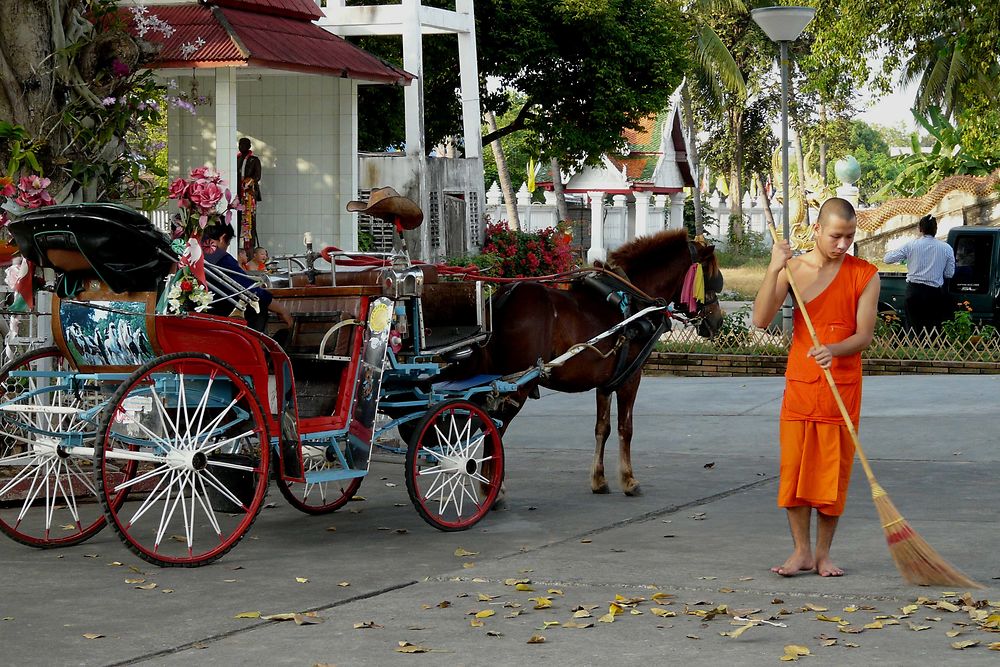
750;6;816;42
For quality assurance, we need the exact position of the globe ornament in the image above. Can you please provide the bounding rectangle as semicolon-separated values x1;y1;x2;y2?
835;155;861;185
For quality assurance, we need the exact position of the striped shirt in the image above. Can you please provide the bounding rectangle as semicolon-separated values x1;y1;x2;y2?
883;235;955;288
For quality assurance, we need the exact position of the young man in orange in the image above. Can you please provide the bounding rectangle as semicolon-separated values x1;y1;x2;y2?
752;198;880;577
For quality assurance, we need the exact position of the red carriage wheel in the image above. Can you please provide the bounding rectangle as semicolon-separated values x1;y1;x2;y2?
405;400;504;531
96;353;270;567
0;347;127;547
276;443;362;514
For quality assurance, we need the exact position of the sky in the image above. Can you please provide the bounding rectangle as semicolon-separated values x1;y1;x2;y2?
854;75;920;134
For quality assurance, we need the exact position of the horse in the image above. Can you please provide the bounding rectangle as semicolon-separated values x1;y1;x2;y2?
458;229;724;497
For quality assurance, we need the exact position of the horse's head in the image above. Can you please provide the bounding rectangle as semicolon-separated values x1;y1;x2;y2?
606;230;724;337
694;241;724;338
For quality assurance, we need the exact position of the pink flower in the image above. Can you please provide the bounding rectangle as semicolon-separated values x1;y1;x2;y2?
168;178;188;200
111;59;130;77
189;166;220;183
188;180;223;213
14;175;54;209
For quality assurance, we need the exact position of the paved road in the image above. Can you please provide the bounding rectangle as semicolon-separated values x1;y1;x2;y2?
2;374;998;665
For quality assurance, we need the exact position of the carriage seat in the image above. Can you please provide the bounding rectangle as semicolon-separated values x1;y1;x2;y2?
289;263;438;288
8;203;176;295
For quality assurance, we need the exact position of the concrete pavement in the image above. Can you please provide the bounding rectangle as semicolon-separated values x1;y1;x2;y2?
1;374;998;665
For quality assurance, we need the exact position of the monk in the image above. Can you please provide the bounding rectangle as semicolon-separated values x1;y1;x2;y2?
752;197;879;577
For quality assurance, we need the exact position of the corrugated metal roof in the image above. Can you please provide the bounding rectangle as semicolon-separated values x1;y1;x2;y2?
213;0;322;21
126;3;410;84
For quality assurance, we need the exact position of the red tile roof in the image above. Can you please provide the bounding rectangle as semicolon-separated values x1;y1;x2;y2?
213;0;322;21
127;3;411;84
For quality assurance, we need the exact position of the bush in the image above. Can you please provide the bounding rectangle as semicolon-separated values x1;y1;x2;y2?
474;220;577;278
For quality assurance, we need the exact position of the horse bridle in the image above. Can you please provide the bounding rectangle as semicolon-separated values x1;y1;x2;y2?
671;241;721;324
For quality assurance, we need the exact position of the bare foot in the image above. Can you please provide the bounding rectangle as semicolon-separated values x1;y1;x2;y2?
816;556;844;577
771;552;815;577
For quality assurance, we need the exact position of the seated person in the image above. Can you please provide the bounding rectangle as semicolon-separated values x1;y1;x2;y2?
202;223;292;332
245;246;270;273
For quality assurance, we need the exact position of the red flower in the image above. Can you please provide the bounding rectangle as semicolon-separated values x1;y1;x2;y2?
188;180;223;213
180;279;193;292
168;178;188;200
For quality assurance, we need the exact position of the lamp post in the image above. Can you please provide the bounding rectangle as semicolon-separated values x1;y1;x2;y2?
751;6;815;334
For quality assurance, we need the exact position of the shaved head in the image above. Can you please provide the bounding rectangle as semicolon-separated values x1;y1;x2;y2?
817;197;857;226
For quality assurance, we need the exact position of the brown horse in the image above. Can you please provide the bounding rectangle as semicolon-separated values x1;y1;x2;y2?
460;229;724;496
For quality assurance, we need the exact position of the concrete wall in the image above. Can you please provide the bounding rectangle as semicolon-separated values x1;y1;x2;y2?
167;72;359;254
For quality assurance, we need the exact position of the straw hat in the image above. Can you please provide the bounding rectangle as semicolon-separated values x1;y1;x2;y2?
347;187;423;230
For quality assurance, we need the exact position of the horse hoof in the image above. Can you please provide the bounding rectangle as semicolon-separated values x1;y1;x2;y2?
592;483;610;494
623;484;642;497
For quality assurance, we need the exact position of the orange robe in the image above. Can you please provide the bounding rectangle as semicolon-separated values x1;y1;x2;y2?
778;254;877;516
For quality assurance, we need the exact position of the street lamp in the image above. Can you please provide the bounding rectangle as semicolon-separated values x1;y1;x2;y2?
751;6;815;334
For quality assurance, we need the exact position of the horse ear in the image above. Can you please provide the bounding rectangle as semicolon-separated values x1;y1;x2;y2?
699;244;716;256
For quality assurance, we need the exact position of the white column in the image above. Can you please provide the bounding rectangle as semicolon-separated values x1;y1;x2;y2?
633;191;651;238
836;184;859;208
486;181;502;206
215;68;238;257
401;0;425;157
456;0;481;160
669;192;686;231
587;190;606;263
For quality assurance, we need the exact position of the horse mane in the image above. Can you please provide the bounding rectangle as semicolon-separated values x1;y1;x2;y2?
606;229;719;277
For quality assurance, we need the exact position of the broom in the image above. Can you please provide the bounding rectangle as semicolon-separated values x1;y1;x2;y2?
764;223;980;588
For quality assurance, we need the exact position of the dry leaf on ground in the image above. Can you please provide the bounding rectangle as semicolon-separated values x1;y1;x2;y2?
526;635;545;644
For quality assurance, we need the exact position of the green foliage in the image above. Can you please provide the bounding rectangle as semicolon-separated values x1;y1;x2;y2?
876;107;1000;199
478;0;689;166
482;95;541;190
803;119;904;204
358;229;374;253
942;300;997;343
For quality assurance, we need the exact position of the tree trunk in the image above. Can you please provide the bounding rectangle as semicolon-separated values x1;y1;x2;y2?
681;82;703;236
728;168;744;241
550;157;569;223
756;172;777;229
484;110;520;230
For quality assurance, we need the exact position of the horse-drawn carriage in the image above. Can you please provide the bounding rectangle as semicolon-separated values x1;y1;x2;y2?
0;199;722;567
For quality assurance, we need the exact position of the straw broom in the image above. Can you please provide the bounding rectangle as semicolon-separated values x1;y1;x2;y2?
765;223;980;588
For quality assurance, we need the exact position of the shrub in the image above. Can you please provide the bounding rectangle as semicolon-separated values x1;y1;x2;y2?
476;220;577;278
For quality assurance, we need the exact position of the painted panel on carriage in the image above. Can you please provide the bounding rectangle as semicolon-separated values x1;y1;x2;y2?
60;300;155;367
348;297;393;467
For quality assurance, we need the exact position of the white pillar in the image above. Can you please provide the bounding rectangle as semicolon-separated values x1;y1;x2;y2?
587;190;606;263
215;68;238;258
402;0;425;157
456;0;481;160
836;184;859;208
633;191;651;237
669;192;686;231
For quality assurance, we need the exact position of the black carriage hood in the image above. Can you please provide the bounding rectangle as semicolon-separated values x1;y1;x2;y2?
8;203;177;294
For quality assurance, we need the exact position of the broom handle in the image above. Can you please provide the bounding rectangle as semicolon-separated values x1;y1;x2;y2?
764;224;879;485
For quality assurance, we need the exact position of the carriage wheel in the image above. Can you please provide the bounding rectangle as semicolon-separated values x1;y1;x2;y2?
96;353;270;567
276;443;363;514
0;347;121;547
405;400;504;531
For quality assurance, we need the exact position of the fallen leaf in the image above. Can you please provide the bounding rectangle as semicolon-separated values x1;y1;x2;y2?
385;482;397;487
395;529;408;535
946;630;963;638
802;603;828;612
843;605;859;613
478;593;499;602
124;578;145;585
720;622;754;638
515;583;535;592
562;621;593;629
547;589;564;596
580;539;592;544
864;621;883;630
844;642;860;648
608;602;624;616
294;613;325;626
951;640;979;650
470;619;484;628
988;642;1000;651
475;610;496;619
486;631;503;637
354;620;383;629
454;548;479;557
698;576;717;581
816;614;842;623
651;608;676;618
686;634;700;640
326;526;337;532
541;621;560;629
108;562;123;567
901;604;919;615
772;598;785;605
235;611;261;619
526;635;545;644
350;495;366;502
908;622;931;631
529;597;553;610
338;581;350;587
462;563;475;569
703;462;715;469
162;589;174;594
738;577;754;582
505;611;522;618
82;633;104;640
937;601;961;613
651;592;674;602
395;642;431;654
820;638;837;647
504;578;530;586
296;577;309;584
780;645;811;662
598;613;616;623
719;588;736;594
135;583;157;590
436;601;451;608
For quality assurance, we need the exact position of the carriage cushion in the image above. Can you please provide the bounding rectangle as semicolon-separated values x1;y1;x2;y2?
8;203;176;294
289;263;438;288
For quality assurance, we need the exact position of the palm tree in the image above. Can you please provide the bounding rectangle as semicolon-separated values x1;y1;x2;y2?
902;21;999;119
680;0;747;236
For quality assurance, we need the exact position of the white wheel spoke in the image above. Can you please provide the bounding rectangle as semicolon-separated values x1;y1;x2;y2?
16;460;49;524
197;430;254;456
65;460;99;497
194;473;223;536
127;469;174;526
154;473;186;549
114;462;168;494
0;452;41;495
206;459;256;473
201;469;247;511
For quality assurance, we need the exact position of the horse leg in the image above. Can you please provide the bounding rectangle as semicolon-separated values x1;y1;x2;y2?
591;389;613;494
615;373;642;496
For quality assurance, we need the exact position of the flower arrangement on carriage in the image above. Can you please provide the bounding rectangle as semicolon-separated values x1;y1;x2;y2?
164;166;241;313
0;175;57;310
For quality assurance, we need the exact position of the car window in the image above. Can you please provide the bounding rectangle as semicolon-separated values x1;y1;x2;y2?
952;235;993;294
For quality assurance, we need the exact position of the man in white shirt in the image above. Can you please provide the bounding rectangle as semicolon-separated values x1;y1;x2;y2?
883;214;956;333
